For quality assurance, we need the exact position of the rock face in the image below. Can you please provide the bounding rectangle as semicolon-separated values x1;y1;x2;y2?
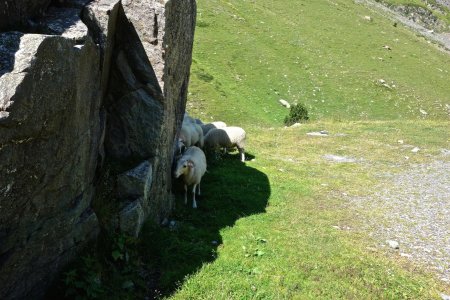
0;0;196;299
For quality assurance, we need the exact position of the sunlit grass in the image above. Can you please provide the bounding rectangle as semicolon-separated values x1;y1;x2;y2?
141;0;450;298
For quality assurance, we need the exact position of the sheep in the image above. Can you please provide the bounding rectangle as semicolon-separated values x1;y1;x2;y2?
179;120;204;148
201;121;227;136
173;146;207;208
184;112;204;126
204;126;246;162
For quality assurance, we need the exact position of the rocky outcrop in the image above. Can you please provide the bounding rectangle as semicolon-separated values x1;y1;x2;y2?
0;0;196;298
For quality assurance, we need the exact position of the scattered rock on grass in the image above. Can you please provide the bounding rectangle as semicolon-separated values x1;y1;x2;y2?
440;293;450;300
387;240;400;249
411;147;420;153
307;131;328;137
279;99;290;108
323;154;357;163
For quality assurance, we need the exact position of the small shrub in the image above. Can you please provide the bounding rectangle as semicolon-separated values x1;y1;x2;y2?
284;103;309;126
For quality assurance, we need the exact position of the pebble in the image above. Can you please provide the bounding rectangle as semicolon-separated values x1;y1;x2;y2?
400;252;412;258
323;154;357;163
290;123;302;127
307;131;329;137
440;293;450;300
411;147;420;153
386;240;400;249
441;149;450;156
279;99;290;108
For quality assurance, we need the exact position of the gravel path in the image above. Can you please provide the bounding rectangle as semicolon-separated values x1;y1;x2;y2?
345;158;450;284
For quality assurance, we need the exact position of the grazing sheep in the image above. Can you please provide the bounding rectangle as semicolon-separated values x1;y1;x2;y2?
204;126;246;162
173;146;207;208
183;112;196;124
180;120;204;148
184;112;204;126
201;121;227;136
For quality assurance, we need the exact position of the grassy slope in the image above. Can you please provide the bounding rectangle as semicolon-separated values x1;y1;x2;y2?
141;0;450;299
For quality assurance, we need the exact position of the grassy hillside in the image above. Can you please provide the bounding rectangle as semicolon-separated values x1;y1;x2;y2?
149;0;450;299
188;0;450;125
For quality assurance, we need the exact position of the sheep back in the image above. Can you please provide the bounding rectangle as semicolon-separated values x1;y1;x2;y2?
201;121;227;136
204;126;246;149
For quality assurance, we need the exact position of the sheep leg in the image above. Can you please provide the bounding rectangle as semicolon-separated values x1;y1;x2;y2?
197;182;201;196
184;184;188;205
192;184;197;208
239;147;245;162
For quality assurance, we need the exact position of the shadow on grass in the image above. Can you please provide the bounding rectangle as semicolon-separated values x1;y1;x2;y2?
140;152;270;296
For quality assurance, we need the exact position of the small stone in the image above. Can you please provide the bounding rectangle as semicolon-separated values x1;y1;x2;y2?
386;240;399;249
397;140;404;144
419;109;428;115
382;45;391;50
290;122;301;127
307;131;329;137
279;99;290;108
323;154;357;163
440;293;450;300
400;252;412;258
364;15;372;21
440;149;450;156
411;147;420;153
211;240;218;245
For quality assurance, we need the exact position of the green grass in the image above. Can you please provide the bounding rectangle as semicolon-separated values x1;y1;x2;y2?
144;0;450;299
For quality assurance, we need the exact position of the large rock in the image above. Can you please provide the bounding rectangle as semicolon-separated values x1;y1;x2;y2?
0;0;196;298
0;9;102;299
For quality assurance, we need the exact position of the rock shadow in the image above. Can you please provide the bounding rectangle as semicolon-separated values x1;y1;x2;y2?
141;152;270;297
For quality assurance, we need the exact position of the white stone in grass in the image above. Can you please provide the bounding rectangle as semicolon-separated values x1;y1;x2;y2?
419;109;428;115
290;123;302;128
386;240;399;249
440;293;450;300
307;131;328;137
411;147;420;153
323;154;357;163
279;99;290;108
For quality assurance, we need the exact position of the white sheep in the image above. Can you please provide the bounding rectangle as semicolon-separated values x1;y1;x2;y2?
204;126;246;162
184;113;204;125
173;146;207;208
179;120;204;148
201;121;227;136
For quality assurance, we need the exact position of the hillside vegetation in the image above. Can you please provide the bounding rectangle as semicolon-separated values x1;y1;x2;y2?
146;0;450;299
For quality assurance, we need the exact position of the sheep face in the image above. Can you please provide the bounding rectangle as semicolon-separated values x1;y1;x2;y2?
174;159;194;178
